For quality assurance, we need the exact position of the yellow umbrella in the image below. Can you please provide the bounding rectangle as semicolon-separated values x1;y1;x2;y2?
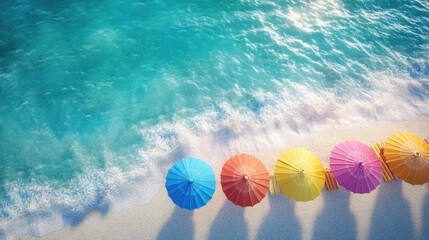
384;132;429;185
274;147;325;201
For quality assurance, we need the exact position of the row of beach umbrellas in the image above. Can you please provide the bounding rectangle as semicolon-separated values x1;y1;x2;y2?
165;131;429;210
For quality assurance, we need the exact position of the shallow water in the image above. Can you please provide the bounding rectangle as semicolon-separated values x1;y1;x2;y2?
0;0;428;238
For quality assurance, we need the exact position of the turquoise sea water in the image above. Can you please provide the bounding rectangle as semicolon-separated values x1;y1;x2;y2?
0;0;429;238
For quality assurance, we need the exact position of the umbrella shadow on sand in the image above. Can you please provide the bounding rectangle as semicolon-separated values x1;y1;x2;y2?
255;195;301;240
208;201;248;240
157;207;194;240
421;184;429;239
369;180;414;240
312;190;357;240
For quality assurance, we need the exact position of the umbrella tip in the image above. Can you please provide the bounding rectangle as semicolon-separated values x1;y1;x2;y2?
413;151;421;157
243;175;249;181
299;169;306;176
188;178;194;184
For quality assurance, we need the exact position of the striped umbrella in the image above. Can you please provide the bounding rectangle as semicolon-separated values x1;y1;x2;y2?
324;168;339;191
370;141;395;182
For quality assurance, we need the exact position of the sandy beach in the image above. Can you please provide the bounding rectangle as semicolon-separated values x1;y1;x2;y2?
20;116;428;240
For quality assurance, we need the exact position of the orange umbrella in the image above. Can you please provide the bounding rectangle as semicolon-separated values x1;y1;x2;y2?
221;154;270;207
384;132;429;185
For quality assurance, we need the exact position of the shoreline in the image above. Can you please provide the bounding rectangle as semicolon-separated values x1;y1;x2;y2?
22;116;429;240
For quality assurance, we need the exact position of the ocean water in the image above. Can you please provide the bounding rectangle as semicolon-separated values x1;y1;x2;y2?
0;0;428;238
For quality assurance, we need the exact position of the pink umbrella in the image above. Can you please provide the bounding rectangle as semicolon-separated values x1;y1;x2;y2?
329;141;383;194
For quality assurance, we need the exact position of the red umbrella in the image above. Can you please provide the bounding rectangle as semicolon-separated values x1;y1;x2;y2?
221;154;270;207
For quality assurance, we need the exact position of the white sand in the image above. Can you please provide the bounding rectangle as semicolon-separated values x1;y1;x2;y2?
28;116;429;240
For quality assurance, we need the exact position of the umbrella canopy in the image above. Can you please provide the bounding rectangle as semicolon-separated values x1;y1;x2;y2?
330;141;382;194
221;154;269;207
274;148;325;201
165;157;216;210
384;132;429;185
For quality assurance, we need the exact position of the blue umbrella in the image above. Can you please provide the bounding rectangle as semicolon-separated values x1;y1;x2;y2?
165;157;216;210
